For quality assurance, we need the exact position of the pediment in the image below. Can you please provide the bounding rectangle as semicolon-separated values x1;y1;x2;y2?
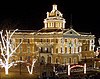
64;29;80;36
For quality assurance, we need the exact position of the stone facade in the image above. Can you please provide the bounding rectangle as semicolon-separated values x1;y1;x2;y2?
11;4;95;65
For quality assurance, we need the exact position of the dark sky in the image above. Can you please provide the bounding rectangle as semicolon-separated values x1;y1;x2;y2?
0;0;100;42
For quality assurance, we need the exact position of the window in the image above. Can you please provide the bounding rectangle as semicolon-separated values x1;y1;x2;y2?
75;39;76;44
41;39;42;42
68;58;71;63
27;47;30;53
61;48;62;53
65;39;67;42
28;39;30;44
56;58;58;64
78;47;80;52
92;40;93;43
47;23;48;28
73;58;76;64
85;46;88;51
61;39;62;43
70;32;72;34
41;47;43;52
27;56;30;62
20;56;22;61
19;39;22;42
47;48;49;53
56;39;58;43
64;59;66;64
47;39;49;42
65;47;67;53
56;48;58;53
91;46;93;50
45;47;47;51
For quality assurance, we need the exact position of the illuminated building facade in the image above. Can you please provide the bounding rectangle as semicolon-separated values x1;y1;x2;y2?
12;4;95;65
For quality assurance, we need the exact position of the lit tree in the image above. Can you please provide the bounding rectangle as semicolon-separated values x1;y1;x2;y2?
27;59;37;74
0;29;23;75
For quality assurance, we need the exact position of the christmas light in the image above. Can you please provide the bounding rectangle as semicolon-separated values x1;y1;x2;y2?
27;59;37;74
0;29;22;75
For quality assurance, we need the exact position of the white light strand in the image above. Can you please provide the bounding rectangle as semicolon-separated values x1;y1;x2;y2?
27;59;37;74
0;29;22;75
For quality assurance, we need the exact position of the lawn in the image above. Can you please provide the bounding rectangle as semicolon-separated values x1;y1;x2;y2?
0;64;39;79
0;72;38;79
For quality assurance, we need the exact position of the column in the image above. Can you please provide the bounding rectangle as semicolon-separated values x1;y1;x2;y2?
45;23;47;28
67;47;69;54
79;47;81;52
51;48;53;54
51;56;53;64
89;40;92;51
62;38;64;54
72;47;74;53
63;20;65;29
92;39;95;51
60;22;62;28
45;56;47;64
68;64;70;75
76;47;78;53
72;39;74;53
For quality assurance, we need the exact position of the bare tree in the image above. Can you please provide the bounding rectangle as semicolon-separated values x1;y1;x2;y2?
27;59;37;74
0;29;23;75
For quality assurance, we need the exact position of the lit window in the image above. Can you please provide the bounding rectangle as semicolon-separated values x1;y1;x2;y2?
47;39;49;42
61;48;62;53
56;39;58;43
56;48;58;53
91;46;93;50
41;39;42;42
73;58;76;64
64;59;66;64
68;58;71;63
65;39;67;42
28;39;29;44
65;47;67;53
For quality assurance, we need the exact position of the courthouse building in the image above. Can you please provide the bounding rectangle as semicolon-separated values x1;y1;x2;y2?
12;4;95;65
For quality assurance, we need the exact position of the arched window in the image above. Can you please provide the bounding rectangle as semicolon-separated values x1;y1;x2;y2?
56;58;59;64
47;56;51;64
73;58;76;64
64;59;66;64
68;58;71;64
40;56;45;65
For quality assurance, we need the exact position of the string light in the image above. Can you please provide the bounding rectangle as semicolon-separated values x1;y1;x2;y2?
0;29;22;75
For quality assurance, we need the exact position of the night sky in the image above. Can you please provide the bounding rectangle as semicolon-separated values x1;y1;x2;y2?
0;0;100;44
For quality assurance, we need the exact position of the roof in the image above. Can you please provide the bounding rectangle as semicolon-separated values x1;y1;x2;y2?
38;28;63;33
78;32;92;35
10;30;37;33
